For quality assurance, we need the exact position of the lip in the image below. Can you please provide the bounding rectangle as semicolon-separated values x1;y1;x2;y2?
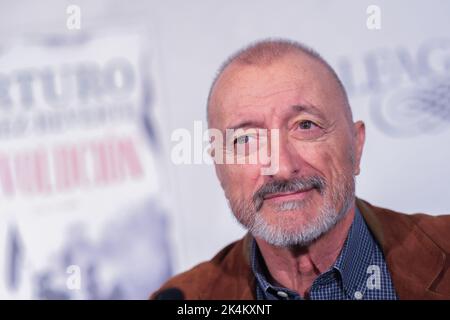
263;188;314;202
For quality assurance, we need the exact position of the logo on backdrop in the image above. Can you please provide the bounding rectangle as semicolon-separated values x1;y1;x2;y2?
336;38;450;137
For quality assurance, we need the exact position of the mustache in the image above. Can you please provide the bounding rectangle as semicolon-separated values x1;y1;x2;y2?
252;176;327;211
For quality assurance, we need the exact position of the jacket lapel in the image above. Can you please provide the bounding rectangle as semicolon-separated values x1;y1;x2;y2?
237;233;257;299
357;198;450;299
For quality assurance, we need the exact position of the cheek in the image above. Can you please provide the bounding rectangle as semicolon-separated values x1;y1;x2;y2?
218;164;262;199
319;144;355;184
294;140;353;180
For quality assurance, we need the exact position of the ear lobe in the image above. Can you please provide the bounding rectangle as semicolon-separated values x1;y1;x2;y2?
208;146;215;159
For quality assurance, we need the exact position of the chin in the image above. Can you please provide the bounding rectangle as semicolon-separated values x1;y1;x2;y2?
263;200;319;219
250;203;343;247
260;210;312;232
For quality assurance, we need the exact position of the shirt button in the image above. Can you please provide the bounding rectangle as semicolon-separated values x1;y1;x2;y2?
277;291;289;299
354;291;363;300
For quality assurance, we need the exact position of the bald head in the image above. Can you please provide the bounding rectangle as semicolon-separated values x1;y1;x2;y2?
207;39;352;128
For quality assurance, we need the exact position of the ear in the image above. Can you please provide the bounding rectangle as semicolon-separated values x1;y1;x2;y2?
208;144;215;159
353;120;366;176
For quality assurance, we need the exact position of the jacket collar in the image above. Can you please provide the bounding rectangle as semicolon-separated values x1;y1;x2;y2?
238;198;450;299
357;198;449;299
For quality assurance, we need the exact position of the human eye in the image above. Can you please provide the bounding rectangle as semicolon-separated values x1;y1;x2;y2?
293;119;324;140
297;120;318;130
234;134;254;145
231;130;260;157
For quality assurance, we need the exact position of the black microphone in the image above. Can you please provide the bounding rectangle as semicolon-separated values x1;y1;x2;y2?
154;287;185;300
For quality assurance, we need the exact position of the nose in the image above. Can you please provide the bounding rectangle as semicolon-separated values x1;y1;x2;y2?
268;135;302;180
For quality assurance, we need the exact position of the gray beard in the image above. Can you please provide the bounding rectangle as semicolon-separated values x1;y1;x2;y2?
227;174;355;247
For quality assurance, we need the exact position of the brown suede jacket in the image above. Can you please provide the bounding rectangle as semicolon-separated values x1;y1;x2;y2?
151;198;450;299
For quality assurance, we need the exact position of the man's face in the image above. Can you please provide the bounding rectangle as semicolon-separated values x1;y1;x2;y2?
209;53;365;247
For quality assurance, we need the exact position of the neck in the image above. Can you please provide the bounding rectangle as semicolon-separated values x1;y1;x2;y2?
255;204;356;297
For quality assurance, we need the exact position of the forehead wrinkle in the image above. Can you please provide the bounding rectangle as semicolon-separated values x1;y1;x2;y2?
234;85;305;105
291;104;327;119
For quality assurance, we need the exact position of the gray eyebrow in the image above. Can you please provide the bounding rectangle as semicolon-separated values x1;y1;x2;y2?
227;120;265;131
225;104;326;131
291;104;326;118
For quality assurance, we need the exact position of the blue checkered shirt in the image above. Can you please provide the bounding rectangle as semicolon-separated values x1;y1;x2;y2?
251;206;398;300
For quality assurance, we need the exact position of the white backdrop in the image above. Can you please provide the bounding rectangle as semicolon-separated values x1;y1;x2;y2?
0;0;449;298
